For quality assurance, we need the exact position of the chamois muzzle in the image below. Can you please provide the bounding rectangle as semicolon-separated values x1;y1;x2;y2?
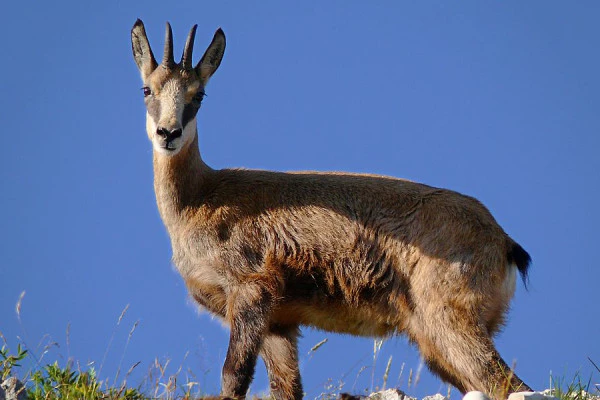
157;127;182;145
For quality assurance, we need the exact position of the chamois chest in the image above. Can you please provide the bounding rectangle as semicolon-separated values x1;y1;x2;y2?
169;222;230;319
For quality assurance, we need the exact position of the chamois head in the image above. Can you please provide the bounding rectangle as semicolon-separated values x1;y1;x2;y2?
131;20;225;156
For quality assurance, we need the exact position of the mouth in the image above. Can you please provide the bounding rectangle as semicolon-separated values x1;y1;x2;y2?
160;143;177;152
155;136;180;153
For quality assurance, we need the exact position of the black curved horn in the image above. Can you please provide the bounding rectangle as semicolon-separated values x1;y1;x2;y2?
162;22;175;67
181;25;198;70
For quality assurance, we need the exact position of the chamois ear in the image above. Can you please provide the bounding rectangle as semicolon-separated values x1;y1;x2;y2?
196;28;226;84
131;19;158;80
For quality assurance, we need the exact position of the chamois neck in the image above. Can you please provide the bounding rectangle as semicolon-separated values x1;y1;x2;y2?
153;133;212;225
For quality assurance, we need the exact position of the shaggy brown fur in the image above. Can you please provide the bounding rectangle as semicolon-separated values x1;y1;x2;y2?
131;20;532;400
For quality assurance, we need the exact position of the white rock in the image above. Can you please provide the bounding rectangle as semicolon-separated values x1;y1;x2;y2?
0;378;28;400
541;388;600;400
507;391;559;400
463;391;491;400
422;394;448;400
367;389;417;400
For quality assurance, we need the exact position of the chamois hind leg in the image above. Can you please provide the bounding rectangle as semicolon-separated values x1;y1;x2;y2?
260;324;303;400
409;300;531;400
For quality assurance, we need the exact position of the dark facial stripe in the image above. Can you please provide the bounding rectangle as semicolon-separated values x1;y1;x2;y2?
145;89;201;130
145;97;161;125
182;101;201;129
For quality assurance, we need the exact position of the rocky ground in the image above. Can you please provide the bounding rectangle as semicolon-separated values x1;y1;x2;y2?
0;377;27;400
2;376;598;400
341;388;599;400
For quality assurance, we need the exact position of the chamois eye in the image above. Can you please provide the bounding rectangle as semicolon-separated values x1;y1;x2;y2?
142;87;152;97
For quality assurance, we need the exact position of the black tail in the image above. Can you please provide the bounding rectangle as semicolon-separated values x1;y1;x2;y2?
507;240;531;288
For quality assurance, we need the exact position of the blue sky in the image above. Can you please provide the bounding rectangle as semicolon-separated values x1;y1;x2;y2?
1;1;599;398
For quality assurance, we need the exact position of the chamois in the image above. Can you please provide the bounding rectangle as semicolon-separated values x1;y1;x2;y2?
131;20;532;400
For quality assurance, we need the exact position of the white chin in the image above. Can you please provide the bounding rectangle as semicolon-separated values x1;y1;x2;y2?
153;142;182;156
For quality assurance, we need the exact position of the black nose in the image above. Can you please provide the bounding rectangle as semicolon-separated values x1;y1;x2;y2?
157;127;183;142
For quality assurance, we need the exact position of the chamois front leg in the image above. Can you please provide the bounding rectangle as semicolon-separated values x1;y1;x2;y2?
260;324;303;400
221;282;275;399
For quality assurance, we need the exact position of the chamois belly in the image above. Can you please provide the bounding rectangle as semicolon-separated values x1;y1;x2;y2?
272;301;398;337
272;269;405;336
